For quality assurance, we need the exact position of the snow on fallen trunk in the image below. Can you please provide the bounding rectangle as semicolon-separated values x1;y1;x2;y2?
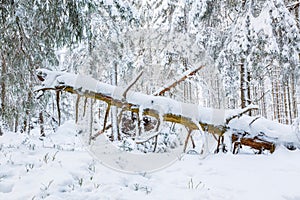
229;115;299;145
35;69;299;146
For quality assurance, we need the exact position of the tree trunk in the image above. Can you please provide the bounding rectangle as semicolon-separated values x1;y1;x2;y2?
111;62;120;141
283;83;289;124
1;54;6;114
261;80;267;118
272;79;277;121
39;112;45;137
88;98;93;144
287;80;293;123
247;70;252;115
291;72;298;119
56;91;61;126
240;61;247;109
14;114;18;133
23;91;32;134
36;70;262;138
276;81;281;123
75;95;80;123
232;133;276;154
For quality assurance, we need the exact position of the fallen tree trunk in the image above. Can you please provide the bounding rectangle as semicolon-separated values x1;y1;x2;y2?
35;69;299;153
232;132;276;154
35;69;257;135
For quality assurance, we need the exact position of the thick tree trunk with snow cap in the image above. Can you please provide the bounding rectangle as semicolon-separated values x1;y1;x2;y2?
35;69;299;152
35;69;257;134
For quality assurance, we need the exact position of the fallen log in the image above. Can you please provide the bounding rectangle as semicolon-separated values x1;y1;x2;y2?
35;69;299;153
35;69;257;136
232;132;276;154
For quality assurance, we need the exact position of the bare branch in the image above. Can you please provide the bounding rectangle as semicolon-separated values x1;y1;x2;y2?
153;66;204;96
225;105;259;124
123;71;143;99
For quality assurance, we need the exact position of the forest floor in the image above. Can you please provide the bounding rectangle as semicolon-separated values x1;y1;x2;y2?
0;121;300;200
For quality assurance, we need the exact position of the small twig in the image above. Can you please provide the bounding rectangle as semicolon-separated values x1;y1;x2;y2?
249;117;261;126
252;90;270;103
135;132;160;144
287;1;300;10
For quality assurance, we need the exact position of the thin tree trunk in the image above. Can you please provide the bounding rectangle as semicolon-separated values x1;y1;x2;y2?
275;81;281;123
88;99;93;144
291;72;298;119
272;80;277;121
75;95;80;123
56;91;61;126
14;114;18;133
83;97;88;117
262;79;267;118
292;5;299;119
240;61;247;109
247;70;252;115
23;91;32;134
39;112;45;137
287;80;293;123
1;54;6;114
284;83;289;124
111;62;119;141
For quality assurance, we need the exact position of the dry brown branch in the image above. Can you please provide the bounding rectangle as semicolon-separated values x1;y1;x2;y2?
153;66;204;96
56;91;61;126
123;71;143;99
75;94;80;123
91;124;112;140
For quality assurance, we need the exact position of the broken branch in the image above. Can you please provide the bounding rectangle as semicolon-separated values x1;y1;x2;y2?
153;66;204;96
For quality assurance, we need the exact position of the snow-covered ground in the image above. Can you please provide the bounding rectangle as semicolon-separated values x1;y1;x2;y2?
0;121;300;200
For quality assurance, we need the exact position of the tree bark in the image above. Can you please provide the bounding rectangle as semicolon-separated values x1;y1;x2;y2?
283;83;289;124
1;54;6;114
240;61;247;109
247;70;252;115
39;112;45;137
56;91;61;126
36;70;260;138
232;133;276;154
111;62;120;141
14;114;18;133
88;98;93;144
291;72;298;119
287;81;293;123
36;70;300;154
75;95;80;123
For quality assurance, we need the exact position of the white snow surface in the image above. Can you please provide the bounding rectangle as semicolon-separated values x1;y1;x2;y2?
1;121;300;200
